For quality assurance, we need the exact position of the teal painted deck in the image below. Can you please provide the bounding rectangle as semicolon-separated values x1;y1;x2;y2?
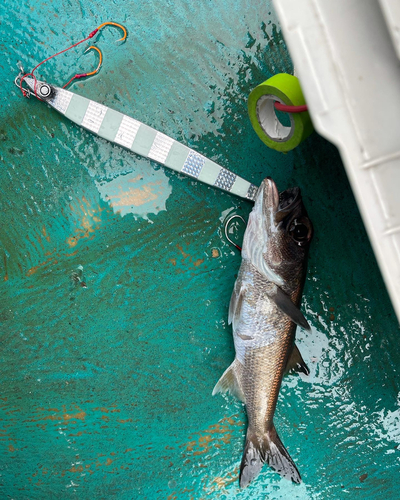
1;1;400;498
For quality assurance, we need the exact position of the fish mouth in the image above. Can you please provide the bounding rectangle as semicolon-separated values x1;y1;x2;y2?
257;177;280;214
256;178;301;224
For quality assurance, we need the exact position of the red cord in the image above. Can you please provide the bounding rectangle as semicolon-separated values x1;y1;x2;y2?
20;31;96;98
274;102;308;113
62;73;88;89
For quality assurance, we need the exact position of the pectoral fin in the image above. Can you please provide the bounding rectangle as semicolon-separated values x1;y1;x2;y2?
269;286;311;331
212;359;245;402
285;344;310;376
228;285;245;331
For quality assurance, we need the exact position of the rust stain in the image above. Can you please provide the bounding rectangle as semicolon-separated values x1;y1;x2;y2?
8;444;15;452
42;225;51;242
25;235;39;252
177;244;190;260
173;243;207;273
212;248;219;258
26;257;56;276
25;405;86;423
212;467;239;490
182;415;243;457
66;196;104;248
3;253;8;281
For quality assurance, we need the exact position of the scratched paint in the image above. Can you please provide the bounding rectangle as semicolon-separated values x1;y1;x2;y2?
1;0;400;499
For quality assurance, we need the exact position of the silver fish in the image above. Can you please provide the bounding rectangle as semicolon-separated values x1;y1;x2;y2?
213;177;313;487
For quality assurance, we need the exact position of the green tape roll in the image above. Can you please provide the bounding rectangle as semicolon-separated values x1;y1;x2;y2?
248;73;314;152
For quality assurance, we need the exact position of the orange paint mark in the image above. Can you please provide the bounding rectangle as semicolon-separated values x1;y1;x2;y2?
212;249;219;258
168;258;177;266
193;258;204;267
8;444;15;452
117;418;132;423
105;458;113;466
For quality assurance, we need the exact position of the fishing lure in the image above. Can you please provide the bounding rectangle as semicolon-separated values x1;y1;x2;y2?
15;22;258;202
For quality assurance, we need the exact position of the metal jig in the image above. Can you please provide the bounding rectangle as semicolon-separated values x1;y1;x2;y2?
63;45;103;88
224;214;246;252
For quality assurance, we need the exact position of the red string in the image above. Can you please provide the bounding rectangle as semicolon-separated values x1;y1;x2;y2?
274;102;308;113
62;73;88;89
20;28;99;98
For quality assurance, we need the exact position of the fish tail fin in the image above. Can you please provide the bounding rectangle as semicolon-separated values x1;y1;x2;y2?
239;425;301;488
239;429;265;488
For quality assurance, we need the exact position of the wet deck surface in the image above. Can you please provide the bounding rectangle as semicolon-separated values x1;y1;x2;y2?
1;1;400;498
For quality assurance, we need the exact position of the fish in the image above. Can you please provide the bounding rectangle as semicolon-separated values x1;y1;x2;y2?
213;177;313;487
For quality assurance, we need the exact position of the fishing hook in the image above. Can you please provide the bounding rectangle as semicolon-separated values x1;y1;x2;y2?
224;214;246;252
14;65;32;98
95;21;127;42
17;21;127;98
63;45;103;89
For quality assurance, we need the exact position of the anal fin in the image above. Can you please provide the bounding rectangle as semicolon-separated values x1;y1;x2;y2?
285;344;310;376
212;359;245;402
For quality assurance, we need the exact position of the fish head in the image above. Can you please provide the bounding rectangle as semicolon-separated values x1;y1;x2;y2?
242;177;313;284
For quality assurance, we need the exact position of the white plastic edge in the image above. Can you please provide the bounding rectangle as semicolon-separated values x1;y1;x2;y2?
273;0;400;322
379;0;400;60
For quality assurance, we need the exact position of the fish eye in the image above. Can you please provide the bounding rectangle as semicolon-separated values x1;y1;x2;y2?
289;219;310;245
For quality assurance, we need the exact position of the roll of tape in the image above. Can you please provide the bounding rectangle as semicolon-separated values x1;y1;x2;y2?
248;73;314;152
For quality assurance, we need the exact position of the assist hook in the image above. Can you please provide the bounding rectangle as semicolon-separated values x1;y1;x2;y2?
63;45;103;89
94;22;127;42
17;21;127;98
